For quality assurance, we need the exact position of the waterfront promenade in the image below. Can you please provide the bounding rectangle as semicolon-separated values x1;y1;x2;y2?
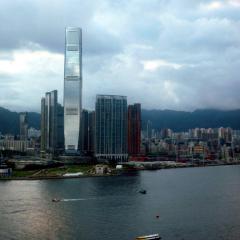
1;161;239;180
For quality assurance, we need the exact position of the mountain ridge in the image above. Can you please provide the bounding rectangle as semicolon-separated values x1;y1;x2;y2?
0;107;41;135
0;106;240;135
141;109;240;131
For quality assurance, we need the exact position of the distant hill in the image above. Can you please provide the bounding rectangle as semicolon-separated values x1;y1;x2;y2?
141;109;240;131
0;107;40;135
0;107;240;135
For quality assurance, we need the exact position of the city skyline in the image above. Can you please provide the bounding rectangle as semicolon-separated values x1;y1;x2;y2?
0;1;240;112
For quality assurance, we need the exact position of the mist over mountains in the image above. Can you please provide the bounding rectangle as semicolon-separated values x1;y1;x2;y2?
0;107;240;135
141;109;240;132
0;107;40;135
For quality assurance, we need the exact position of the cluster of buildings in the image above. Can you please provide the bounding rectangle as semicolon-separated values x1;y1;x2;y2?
139;127;240;163
0;112;40;153
40;27;141;162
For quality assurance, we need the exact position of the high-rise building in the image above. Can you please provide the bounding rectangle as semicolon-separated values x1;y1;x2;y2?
41;98;46;151
57;104;64;151
41;90;58;153
88;111;95;154
64;27;82;154
95;95;128;162
80;109;89;153
146;120;153;140
80;110;95;154
128;103;141;155
19;112;28;140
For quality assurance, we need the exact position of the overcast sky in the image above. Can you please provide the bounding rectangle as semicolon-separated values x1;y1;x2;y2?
0;0;240;112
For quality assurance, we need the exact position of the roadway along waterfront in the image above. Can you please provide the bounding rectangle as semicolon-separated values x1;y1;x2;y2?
0;165;240;240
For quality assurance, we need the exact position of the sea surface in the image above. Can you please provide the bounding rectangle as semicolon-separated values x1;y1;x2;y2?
0;165;240;240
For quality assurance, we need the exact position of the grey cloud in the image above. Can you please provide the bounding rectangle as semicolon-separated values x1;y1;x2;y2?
0;0;240;111
0;0;122;55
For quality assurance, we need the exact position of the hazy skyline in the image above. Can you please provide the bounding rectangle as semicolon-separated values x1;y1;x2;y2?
0;0;240;112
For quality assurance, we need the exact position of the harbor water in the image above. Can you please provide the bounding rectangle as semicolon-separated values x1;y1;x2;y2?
0;165;240;239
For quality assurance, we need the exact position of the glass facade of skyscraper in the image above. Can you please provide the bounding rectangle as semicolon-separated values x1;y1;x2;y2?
95;95;128;162
64;27;82;153
41;90;58;153
128;103;141;155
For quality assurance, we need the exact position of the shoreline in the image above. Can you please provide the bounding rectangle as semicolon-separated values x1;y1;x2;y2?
0;174;120;181
0;162;239;181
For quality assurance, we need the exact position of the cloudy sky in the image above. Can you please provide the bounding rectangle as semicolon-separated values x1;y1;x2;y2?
0;0;240;112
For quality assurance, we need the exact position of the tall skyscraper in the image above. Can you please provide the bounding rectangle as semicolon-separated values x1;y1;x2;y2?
88;111;95;154
95;95;128;162
57;104;64;151
80;109;89;153
19;112;28;140
128;103;141;155
41;97;46;151
64;27;82;154
41;90;58;153
146;120;153;140
80;110;95;154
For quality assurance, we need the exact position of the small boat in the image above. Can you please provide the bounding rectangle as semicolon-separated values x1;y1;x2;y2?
136;233;161;240
139;189;147;194
52;198;61;202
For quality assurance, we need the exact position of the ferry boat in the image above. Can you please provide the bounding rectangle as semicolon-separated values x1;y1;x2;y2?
136;233;161;240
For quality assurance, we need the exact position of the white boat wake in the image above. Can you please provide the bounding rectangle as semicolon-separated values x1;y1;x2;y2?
61;198;95;202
